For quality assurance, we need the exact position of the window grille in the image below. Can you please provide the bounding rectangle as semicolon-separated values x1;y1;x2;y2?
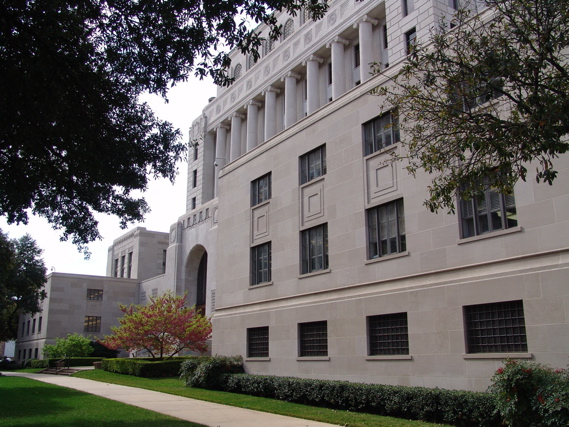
84;316;101;333
368;313;409;355
299;321;328;357
87;289;103;301
247;326;269;357
465;300;528;353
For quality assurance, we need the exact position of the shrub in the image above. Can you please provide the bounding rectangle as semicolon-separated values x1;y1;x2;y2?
42;333;94;358
102;357;196;377
223;374;501;426
489;359;569;427
179;355;244;390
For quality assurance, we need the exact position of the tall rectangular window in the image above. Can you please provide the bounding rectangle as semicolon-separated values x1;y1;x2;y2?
21;322;25;337
459;181;517;238
405;28;417;56
368;313;409;355
193;146;198;161
251;173;271;206
34;348;38;359
300;145;326;184
32;318;36;334
26;320;30;335
87;289;104;301
162;250;167;274
299;321;328;357
191;197;196;210
127;252;133;278
38;316;42;333
301;224;328;274
363;112;400;156
113;258;119;277
354;43;360;68
84;316;101;333
192;169;198;188
403;0;415;16
247;326;269;357
464;300;528;353
367;199;406;259
120;255;126;278
251;242;271;285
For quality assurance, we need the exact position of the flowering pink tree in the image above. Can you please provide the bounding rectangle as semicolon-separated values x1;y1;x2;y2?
101;292;211;359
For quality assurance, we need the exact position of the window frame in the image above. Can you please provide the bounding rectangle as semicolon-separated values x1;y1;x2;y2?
405;27;417;56
298;321;328;357
87;289;104;301
368;312;409;356
464;300;528;354
247;326;269;358
459;180;517;238
301;224;329;274
251;173;272;206
363;111;400;156
367;199;406;259
251;242;272;286
84;316;102;333
300;145;327;185
283;19;294;40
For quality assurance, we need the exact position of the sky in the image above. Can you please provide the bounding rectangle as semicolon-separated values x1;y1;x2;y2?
0;76;217;277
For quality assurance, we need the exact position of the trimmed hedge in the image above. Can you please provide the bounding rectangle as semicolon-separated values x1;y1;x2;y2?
102;356;201;377
180;355;244;390
224;374;501;426
29;357;104;369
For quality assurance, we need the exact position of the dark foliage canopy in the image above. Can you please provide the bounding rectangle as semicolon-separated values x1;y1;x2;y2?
374;0;569;212
0;229;47;342
0;0;327;251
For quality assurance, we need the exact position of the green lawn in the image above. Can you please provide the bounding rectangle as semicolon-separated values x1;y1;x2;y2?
0;376;204;427
75;370;448;427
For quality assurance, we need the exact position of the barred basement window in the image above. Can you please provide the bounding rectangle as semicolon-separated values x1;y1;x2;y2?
464;300;528;353
363;112;400;156
300;145;326;184
247;326;269;357
299;321;328;357
84;316;101;333
251;173;271;206
368;313;409;355
87;289;103;301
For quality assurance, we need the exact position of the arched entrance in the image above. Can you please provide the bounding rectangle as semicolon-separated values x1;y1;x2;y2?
185;245;208;315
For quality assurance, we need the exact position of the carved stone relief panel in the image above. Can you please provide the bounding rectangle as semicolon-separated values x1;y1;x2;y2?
300;179;325;228
365;149;398;205
251;203;270;243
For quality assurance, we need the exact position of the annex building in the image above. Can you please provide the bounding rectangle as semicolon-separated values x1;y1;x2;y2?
16;0;569;392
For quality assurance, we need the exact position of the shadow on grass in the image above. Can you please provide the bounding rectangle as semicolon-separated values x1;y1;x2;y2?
0;377;201;426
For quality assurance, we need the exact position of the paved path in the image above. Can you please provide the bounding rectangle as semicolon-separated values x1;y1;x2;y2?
3;372;337;427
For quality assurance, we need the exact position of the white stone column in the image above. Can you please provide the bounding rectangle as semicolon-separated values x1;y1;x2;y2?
283;72;300;128
229;113;244;162
263;86;280;141
303;55;323;115
327;37;349;100
246;100;261;152
214;124;228;197
355;16;378;83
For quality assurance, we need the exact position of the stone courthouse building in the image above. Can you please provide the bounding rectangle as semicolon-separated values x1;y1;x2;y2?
17;0;569;391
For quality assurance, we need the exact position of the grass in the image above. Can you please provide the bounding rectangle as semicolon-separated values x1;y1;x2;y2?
75;370;447;427
0;376;204;426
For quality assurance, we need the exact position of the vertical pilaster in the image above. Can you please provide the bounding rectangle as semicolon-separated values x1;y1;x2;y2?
214;124;228;197
229;113;244;162
283;72;301;128
246;101;261;152
327;37;349;100
356;16;378;83
263;86;280;141
303;55;323;115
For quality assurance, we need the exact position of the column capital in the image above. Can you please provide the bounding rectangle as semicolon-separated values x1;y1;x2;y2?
231;112;245;120
245;100;262;109
216;123;229;131
302;55;324;66
326;36;349;48
281;71;301;82
353;15;378;28
263;85;281;95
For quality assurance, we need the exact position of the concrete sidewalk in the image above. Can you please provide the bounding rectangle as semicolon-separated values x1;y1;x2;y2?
3;372;337;427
